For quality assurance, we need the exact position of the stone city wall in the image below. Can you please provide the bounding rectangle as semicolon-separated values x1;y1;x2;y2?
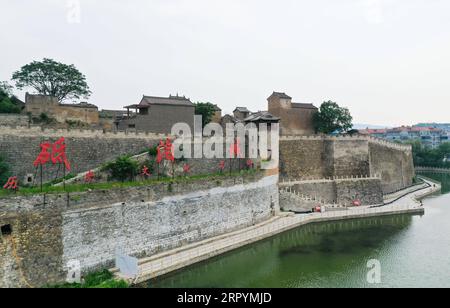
280;135;414;194
0;172;279;287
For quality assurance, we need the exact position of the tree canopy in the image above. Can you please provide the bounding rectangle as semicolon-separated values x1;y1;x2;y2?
194;102;217;127
0;82;21;114
408;140;450;168
12;58;91;102
313;101;353;134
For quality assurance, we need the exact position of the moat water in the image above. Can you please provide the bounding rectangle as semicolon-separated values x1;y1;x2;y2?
149;173;450;288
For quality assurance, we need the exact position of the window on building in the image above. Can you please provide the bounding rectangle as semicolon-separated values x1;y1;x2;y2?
128;124;136;129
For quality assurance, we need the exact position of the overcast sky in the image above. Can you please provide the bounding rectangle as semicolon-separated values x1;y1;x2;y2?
1;0;450;126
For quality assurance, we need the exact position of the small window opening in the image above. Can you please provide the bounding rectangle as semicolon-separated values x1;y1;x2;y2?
1;224;12;236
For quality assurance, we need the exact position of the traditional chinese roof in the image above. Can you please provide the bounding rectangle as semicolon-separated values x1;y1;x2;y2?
291;103;318;110
234;107;251;113
244;111;280;123
269;92;292;100
125;95;194;109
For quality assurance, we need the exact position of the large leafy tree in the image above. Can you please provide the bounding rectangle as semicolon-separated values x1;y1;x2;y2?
313;101;353;134
194;102;217;127
12;58;91;102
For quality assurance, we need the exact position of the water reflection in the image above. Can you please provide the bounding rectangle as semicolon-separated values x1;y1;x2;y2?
149;215;413;288
148;173;449;288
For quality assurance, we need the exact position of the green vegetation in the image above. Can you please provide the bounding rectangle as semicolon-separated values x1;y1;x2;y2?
32;112;57;125
194;102;217;127
0;154;11;186
0;169;259;199
313;101;353;135
48;270;128;288
0;82;21;114
408;140;450;168
12;58;91;102
104;155;139;182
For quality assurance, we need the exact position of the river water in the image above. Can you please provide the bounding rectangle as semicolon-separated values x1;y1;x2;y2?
149;173;450;288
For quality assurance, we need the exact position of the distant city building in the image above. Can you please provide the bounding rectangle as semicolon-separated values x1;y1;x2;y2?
117;95;195;133
267;92;318;135
359;126;449;149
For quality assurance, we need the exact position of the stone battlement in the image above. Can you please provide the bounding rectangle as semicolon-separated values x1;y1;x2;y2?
0;125;168;139
280;134;412;152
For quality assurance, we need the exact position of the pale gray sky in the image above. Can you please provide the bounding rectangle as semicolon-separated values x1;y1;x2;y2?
1;0;450;126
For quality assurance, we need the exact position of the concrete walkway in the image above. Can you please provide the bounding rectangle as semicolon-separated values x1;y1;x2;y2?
116;178;441;285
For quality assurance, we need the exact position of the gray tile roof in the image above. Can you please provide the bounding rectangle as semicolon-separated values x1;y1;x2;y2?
234;107;251;113
269;92;292;100
139;95;194;107
291;103;317;110
244;111;280;122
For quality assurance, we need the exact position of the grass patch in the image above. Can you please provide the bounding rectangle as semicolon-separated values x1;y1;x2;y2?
0;169;260;199
48;270;128;289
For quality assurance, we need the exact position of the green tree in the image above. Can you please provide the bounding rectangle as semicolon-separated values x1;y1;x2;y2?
0;83;21;114
12;58;91;102
194;102;216;127
0;155;11;186
313;101;353;134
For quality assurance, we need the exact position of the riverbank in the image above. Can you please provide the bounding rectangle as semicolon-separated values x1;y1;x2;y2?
116;178;440;285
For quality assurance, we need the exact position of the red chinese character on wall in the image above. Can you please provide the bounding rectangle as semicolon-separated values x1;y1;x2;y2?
183;164;191;175
85;170;95;183
51;137;71;171
229;138;241;158
3;176;19;191
164;138;175;162
141;165;151;177
219;160;226;172
33;142;52;167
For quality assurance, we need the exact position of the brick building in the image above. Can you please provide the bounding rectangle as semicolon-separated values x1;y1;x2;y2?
267;92;318;135
117;95;195;133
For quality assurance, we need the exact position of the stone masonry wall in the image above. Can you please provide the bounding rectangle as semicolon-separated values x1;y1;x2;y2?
0;114;30;126
0;173;278;287
0;127;166;184
369;142;415;194
281;177;384;211
280;136;414;194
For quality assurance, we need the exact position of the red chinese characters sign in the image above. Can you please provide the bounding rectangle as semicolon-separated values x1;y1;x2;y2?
34;137;71;171
3;176;19;191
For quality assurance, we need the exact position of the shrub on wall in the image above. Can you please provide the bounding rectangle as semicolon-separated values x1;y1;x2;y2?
105;155;139;182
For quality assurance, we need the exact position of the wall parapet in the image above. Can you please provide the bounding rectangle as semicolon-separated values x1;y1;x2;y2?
279;174;382;186
0;125;168;139
280;134;412;152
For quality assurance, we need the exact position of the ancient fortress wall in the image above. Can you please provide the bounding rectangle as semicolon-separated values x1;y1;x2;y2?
0;126;167;183
280;177;384;212
280;135;414;194
0;173;279;287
